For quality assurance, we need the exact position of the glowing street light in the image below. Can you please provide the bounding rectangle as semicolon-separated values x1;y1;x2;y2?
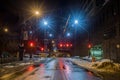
74;20;78;24
67;33;71;37
74;18;90;57
35;11;40;15
74;19;89;40
49;33;53;37
4;28;8;32
44;21;48;25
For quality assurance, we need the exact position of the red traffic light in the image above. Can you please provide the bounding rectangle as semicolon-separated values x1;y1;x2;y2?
88;44;92;48
70;44;72;47
60;44;63;47
30;42;33;47
41;47;44;51
66;44;69;47
28;41;35;47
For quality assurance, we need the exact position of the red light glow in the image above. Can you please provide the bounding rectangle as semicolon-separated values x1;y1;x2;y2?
27;65;34;71
41;47;44;51
70;44;72;47
60;44;63;47
30;43;33;46
40;63;45;67
88;44;91;48
66;44;69;47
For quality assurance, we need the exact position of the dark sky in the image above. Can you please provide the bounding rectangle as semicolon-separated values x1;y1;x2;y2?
0;0;88;38
0;0;83;24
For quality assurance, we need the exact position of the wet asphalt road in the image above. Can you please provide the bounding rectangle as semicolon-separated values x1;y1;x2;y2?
15;58;101;80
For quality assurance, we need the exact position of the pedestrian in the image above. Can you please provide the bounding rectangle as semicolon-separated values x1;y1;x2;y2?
18;42;24;61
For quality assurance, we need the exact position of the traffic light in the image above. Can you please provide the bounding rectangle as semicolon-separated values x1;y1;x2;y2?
41;47;44;51
66;44;69;47
70;44;73;47
30;42;33;47
59;43;73;48
88;44;92;48
28;41;35;47
60;44;63;47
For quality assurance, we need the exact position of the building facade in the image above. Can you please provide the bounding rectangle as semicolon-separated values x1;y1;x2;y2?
91;0;120;61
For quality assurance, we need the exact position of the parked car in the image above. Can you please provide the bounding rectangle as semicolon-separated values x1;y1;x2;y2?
23;54;30;61
32;55;40;62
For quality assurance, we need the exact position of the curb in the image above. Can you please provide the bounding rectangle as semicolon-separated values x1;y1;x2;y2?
0;59;51;80
0;64;32;80
71;60;104;79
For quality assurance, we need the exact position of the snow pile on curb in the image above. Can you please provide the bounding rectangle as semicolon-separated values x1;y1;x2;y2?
92;61;120;72
71;59;93;69
71;59;120;72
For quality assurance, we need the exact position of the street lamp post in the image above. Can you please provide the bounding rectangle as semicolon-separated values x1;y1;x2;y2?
74;24;77;55
74;20;78;55
44;20;48;52
74;20;89;41
74;19;90;56
34;10;40;50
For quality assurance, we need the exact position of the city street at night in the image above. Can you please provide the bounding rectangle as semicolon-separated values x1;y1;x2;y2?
0;0;120;80
5;58;101;80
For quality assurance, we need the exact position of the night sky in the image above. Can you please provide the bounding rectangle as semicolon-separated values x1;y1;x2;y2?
0;0;89;40
0;0;83;24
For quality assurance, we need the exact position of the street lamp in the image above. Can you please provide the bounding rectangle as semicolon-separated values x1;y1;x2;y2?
74;20;78;55
49;33;53;37
34;10;40;25
43;20;48;52
4;28;8;32
44;21;48;26
74;20;89;41
74;20;78;24
74;19;90;56
66;32;71;37
35;11;39;15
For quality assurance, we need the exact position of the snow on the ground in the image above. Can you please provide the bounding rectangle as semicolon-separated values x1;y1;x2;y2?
1;61;34;68
71;58;120;73
100;59;113;62
15;59;56;80
82;56;92;60
19;62;32;66
92;60;120;72
4;65;15;68
71;58;93;69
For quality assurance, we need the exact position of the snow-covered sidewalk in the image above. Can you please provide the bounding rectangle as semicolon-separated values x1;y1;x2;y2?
0;61;35;80
0;58;52;80
70;59;102;78
70;58;120;80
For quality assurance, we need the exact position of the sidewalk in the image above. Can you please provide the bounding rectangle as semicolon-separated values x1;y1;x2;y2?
70;58;120;80
0;61;33;80
0;58;52;80
71;59;102;78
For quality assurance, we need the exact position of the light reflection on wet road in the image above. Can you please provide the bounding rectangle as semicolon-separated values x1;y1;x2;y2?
62;59;101;80
15;58;101;80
